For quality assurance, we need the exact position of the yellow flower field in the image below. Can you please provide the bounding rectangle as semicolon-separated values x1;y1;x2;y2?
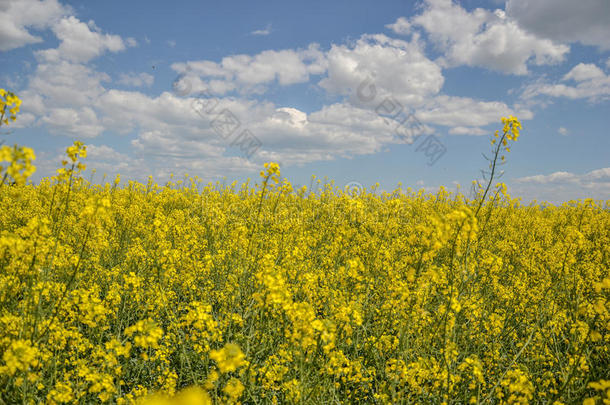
1;90;609;404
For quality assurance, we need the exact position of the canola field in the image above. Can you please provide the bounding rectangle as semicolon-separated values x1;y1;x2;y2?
1;91;610;404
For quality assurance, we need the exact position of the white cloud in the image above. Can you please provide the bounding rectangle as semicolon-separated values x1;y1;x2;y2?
319;34;444;107
516;167;610;185
33;143;137;181
171;43;327;95
417;95;533;129
506;0;610;50
99;89;406;170
131;129;226;160
563;63;605;82
385;17;411;35
402;0;569;74
96;90;216;134
15;5;543;184
517;171;576;184
23;60;426;177
40;106;103;138
511;167;610;203
35;16;127;63
522;63;610;102
118;72;154;87
558;127;568;136
449;126;489;136
15;12;137;138
0;0;68;51
19;20;535;182
250;102;401;164
24;60;109;111
87;144;130;162
167;31;531;147
251;24;272;36
125;37;137;47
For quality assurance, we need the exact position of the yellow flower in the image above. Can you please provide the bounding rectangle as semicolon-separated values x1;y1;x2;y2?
66;140;87;162
137;386;212;405
223;378;245;402
0;88;21;126
125;319;164;349
209;343;248;373
0;144;37;185
47;381;74;404
1;340;39;375
260;162;281;183
2;121;610;403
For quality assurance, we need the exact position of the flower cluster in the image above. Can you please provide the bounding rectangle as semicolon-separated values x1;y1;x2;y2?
125;319;164;350
0;88;21;125
0;89;36;186
502;115;522;141
0;144;36;185
209;343;248;374
0;117;608;404
260;161;281;184
0;340;39;376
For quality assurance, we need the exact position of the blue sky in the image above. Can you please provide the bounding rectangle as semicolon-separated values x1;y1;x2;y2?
1;0;609;203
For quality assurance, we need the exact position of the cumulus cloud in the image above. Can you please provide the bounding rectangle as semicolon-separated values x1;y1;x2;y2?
98;90;274;135
512;167;610;203
15;3;539;183
251;24;272;36
16;13;132;138
0;0;68;51
20;20;532;181
319;34;444;107
40;106;103;138
167;31;530;145
171;43;327;95
87;144;130;162
251;103;402;164
417;95;533;129
449;126;489;136
35;16;127;63
516;167;610;185
98;89;407;170
118;72;154;87
563;63;606;82
511;167;610;203
125;37;137;47
522;63;610;102
385;17;411;35
506;0;610;51
558;127;568;136
19;59;110;136
26;60;109;109
388;0;569;75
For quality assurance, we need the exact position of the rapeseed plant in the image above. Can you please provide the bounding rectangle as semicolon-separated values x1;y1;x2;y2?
0;89;609;404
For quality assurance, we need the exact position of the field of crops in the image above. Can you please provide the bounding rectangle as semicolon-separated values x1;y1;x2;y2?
1;91;609;404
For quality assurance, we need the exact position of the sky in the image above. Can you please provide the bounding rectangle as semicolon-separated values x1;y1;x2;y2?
0;0;609;203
